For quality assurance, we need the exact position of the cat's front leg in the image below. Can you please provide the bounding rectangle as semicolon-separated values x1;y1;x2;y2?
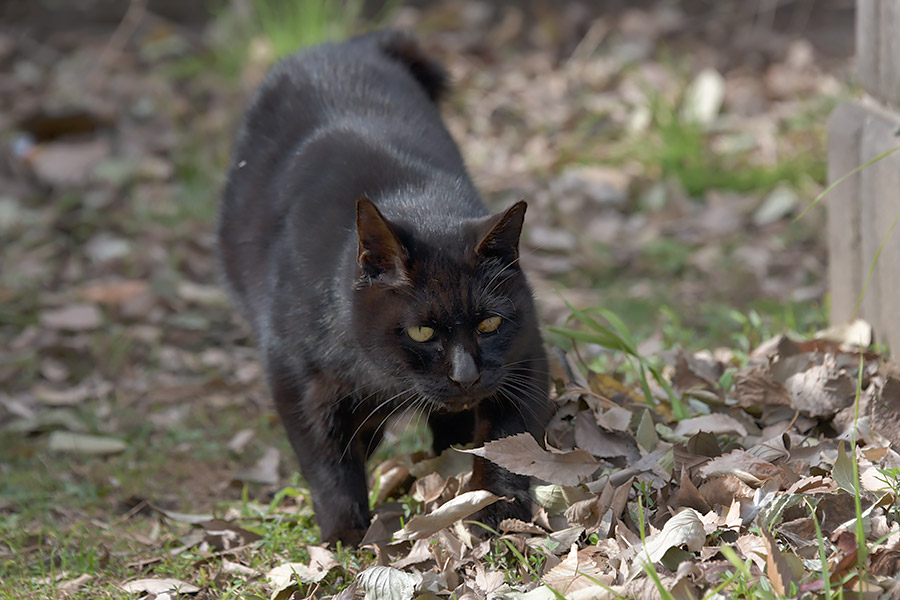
469;374;550;530
266;358;371;546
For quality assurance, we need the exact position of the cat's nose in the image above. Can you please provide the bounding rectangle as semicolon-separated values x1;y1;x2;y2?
449;346;479;389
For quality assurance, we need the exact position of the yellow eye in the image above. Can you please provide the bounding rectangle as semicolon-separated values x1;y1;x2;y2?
477;316;502;334
407;326;435;342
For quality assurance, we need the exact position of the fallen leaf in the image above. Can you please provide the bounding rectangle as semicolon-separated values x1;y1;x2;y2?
58;573;93;593
543;544;609;593
459;433;598;486
832;442;858;495
761;528;795;595
786;356;857;417
119;577;200;594
680;68;724;126
732;366;791;408
575;411;640;461
356;566;421;600
395;490;500;540
673;414;748;438
78;279;148;304
227;429;255;452
47;431;126;456
635;410;658;452
233;447;280;485
40;304;102;331
633;508;705;575
699;449;783;486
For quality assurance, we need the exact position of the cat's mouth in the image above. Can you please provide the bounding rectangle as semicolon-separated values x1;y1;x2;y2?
438;388;494;412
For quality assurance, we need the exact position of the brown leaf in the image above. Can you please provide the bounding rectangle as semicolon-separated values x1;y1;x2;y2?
870;549;900;577
698;474;755;507
871;376;900;447
672;350;723;391
575;410;640;461
761;528;795;595
676;471;710;513
732;365;791;409
78;279;148;305
410;472;448;504
786;355;857;417
543;544;608;593
459;433;598;486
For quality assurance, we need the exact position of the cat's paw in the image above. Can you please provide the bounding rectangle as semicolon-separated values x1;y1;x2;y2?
322;526;367;548
469;494;533;536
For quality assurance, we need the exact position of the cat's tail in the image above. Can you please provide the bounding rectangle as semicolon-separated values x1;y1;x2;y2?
357;30;449;103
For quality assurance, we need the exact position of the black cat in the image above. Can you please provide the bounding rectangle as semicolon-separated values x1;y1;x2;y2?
218;31;550;546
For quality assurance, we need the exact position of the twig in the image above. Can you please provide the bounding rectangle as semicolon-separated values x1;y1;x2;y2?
88;0;148;88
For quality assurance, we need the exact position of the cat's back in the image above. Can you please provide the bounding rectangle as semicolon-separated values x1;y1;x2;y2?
218;31;473;326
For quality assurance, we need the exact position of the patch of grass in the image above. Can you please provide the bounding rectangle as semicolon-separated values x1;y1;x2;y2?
626;91;826;197
170;0;375;82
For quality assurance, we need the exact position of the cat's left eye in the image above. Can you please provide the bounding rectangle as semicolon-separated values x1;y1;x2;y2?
477;316;502;334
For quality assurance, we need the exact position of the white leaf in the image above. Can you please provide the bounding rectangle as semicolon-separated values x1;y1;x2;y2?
119;577;200;594
394;490;499;541
356;566;421;600
48;431;126;456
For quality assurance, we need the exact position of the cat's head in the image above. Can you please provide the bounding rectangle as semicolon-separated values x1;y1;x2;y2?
351;198;541;411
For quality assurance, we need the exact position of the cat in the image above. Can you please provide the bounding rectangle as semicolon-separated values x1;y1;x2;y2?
218;30;550;546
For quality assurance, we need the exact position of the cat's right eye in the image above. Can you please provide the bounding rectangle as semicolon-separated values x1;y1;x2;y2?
407;326;435;342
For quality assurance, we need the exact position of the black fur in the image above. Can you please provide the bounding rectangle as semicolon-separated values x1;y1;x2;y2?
218;31;550;546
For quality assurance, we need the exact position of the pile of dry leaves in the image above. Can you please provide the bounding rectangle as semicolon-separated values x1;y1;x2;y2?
129;323;900;599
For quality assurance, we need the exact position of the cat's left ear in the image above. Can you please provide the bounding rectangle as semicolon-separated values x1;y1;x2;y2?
356;197;409;287
475;200;526;262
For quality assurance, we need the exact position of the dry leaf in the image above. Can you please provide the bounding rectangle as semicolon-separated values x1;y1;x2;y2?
356;566;421;600
761;528;795;595
786;355;857;417
636;508;706;568
732;366;791;408
78;279;148;305
233;447;280;485
575;410;640;461
394;490;500;540
47;431;126;456
673;414;748;438
119;577;200;594
459;433;598;486
40;304;102;331
542;544;608;593
699;449;783;486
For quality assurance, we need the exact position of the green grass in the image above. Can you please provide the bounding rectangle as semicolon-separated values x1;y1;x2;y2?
624;90;828;197
169;0;374;82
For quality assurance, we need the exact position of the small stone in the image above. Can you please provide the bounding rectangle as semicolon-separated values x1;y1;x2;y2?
85;233;132;264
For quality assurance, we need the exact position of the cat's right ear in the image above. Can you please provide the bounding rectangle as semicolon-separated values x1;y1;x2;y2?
356;198;409;287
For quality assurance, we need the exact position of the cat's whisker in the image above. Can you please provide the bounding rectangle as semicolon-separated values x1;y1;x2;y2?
343;388;416;461
495;386;533;429
497;382;547;423
366;390;423;453
501;373;549;396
